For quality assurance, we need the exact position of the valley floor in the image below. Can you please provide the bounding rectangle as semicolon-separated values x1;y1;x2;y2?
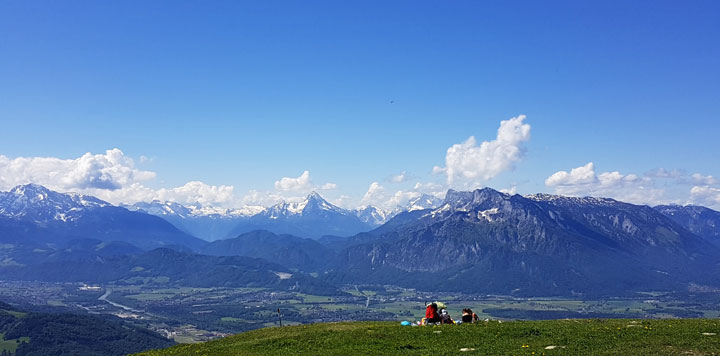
134;319;720;356
2;280;720;345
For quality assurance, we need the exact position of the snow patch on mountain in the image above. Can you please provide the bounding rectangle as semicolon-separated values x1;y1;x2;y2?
0;183;110;222
126;200;264;219
353;206;389;226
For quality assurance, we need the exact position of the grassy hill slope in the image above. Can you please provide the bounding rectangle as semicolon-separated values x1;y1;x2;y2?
135;319;720;356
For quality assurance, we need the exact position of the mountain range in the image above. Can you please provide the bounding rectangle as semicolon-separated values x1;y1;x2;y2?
0;184;205;250
126;192;443;240
326;189;720;296
124;200;263;241
225;192;373;239
2;183;720;297
655;204;720;245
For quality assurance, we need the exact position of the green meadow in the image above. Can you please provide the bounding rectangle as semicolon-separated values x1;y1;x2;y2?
135;319;720;356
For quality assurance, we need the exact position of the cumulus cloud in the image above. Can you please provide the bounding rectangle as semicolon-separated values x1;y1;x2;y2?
691;173;718;186
545;162;667;205
688;174;720;209
156;181;234;205
546;163;720;208
690;186;720;208
241;170;338;206
0;149;155;192
274;170;312;191
434;115;531;186
0;149;240;207
545;162;597;187
361;182;387;207
87;181;236;207
273;170;336;193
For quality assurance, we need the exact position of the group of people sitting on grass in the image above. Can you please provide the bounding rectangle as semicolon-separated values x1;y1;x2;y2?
423;302;479;325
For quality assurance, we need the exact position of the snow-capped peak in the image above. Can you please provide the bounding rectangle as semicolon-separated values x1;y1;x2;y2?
0;184;110;222
262;191;348;219
524;193;620;207
352;205;390;226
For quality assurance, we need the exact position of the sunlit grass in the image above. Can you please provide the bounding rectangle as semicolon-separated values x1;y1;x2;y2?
135;319;720;356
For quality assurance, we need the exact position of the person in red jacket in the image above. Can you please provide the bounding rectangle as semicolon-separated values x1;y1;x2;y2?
425;303;441;325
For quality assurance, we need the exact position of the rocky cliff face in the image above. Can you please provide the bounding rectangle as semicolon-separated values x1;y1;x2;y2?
331;188;718;296
655;205;720;245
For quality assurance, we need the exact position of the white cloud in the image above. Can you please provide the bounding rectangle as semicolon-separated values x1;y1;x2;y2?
330;194;353;209
273;170;336;193
156;181;234;205
545;162;597;186
690;186;720;209
390;171;407;183
645;168;685;179
88;181;236;207
545;162;666;205
241;170;337;206
387;190;422;208
434;115;531;186
360;182;417;209
0;148;155;192
500;186;518;195
361;182;387;207
691;173;719;186
274;170;312;191
320;182;337;190
0;149;240;207
239;189;280;207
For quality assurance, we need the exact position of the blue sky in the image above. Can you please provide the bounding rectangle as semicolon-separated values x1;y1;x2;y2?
1;1;719;209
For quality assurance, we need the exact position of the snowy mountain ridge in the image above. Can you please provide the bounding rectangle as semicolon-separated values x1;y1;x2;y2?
126;200;264;219
0;183;110;222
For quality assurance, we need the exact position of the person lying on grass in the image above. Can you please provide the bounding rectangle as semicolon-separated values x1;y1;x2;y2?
461;308;479;323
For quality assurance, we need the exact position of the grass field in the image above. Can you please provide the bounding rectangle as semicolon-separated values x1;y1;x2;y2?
0;332;30;354
0;309;26;318
135;319;720;355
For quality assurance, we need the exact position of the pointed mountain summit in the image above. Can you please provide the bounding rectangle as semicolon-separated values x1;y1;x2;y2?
303;191;344;213
227;192;373;239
